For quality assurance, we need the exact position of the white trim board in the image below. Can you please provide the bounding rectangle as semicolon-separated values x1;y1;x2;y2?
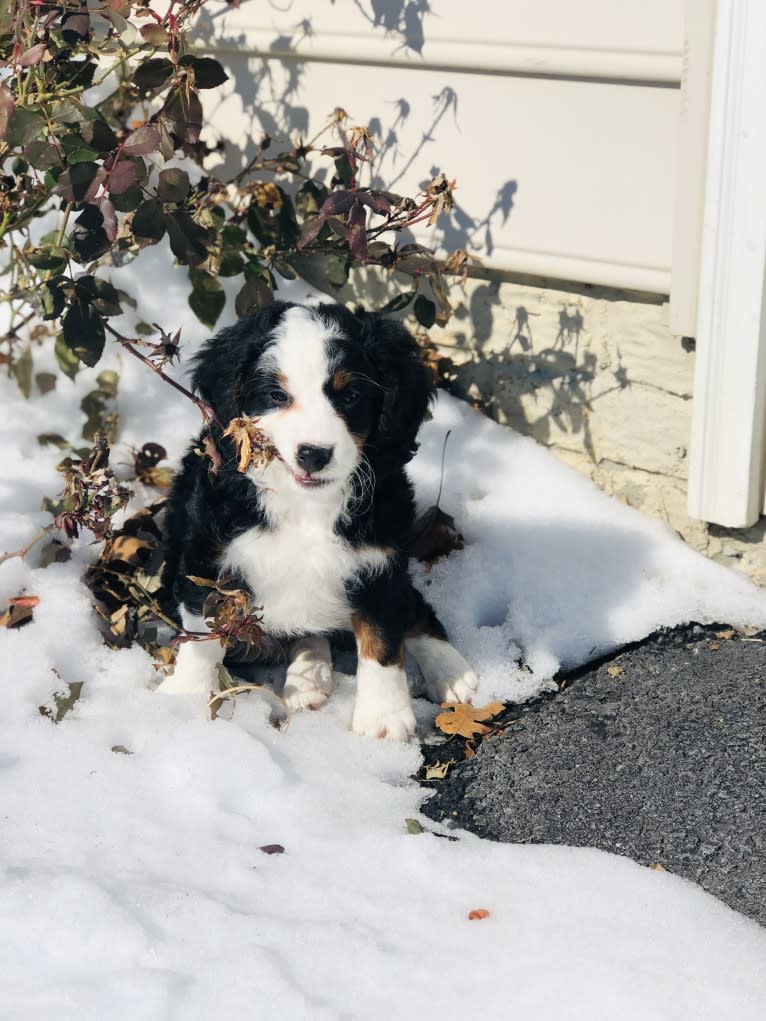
688;0;766;527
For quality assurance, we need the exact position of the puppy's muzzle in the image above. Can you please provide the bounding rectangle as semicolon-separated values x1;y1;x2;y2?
295;444;334;474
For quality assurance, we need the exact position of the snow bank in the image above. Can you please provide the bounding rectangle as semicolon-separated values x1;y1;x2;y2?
1;259;766;1018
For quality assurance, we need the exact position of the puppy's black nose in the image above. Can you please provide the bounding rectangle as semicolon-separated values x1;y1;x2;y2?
295;444;333;474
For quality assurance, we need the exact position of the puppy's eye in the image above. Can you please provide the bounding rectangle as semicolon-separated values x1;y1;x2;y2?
269;388;290;405
339;388;360;407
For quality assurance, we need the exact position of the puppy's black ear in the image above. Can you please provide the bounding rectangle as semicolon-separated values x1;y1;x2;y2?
359;312;434;473
191;302;292;422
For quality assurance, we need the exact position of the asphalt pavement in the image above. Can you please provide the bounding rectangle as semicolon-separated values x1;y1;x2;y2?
421;624;766;925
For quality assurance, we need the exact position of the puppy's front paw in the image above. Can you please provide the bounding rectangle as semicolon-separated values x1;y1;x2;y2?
351;701;417;742
352;662;417;741
283;658;335;713
156;662;217;696
406;636;479;705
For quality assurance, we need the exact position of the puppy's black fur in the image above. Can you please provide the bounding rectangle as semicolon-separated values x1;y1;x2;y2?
162;302;447;664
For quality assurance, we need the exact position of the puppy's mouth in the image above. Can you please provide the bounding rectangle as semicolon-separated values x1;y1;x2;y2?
291;471;332;489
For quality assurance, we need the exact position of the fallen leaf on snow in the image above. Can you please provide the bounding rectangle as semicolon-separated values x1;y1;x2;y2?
649;862;667;872
607;665;624;678
408;505;464;564
468;908;491;921
0;594;40;629
405;818;424;834
259;844;285;855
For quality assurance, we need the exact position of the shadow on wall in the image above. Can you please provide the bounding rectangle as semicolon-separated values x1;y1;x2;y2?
194;7;517;258
192;3;626;446
438;287;631;453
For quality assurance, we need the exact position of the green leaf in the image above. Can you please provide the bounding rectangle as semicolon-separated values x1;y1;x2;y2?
76;276;123;317
235;274;273;318
55;333;80;380
26;246;68;274
133;58;174;92
188;270;225;329
37;433;69;448
379;290;415;316
62;300;106;367
35;372;57;395
39;540;72;568
405;818;424;835
0;85;14;142
6;108;45;147
413;294;437;328
218;251;244;277
51;163;105;203
221;224;247;249
179;55;229;89
163;88;203;145
111;183;142;213
40;281;66;321
96;369;119;397
66;146;101;164
165;210;209;266
157;167;190;203
50;100;86;125
132;199;166;242
11;344;33;398
80;117;118;154
23;141;63;170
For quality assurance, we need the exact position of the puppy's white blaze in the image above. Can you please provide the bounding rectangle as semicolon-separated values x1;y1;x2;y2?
351;660;417;741
261;306;359;485
405;634;479;704
156;610;222;695
283;636;335;712
220;525;391;636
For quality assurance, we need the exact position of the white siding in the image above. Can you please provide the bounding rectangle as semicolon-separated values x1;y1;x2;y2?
199;0;684;292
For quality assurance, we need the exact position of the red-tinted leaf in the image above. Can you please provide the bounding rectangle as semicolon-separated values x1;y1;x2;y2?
0;85;15;141
140;24;170;46
296;214;327;251
99;196;118;242
18;43;46;67
52;164;106;203
107;158;137;195
357;190;391;215
318;190;355;217
122;125;160;157
163;89;203;145
165;210;209;266
346;202;368;262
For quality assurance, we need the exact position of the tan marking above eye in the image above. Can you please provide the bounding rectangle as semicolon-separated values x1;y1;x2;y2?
332;369;354;391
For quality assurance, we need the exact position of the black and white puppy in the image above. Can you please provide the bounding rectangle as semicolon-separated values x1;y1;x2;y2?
159;301;477;740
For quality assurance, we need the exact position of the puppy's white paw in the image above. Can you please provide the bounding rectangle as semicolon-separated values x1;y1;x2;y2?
351;701;417;742
352;661;417;741
156;662;217;696
427;667;479;705
283;659;335;713
405;635;479;705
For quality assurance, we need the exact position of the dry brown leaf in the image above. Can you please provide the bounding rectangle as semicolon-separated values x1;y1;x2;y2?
707;642;720;652
0;594;40;629
408;505;464;564
109;535;151;565
468;908;491;921
607;665;624;678
715;629;735;640
434;700;504;740
223;417;278;474
425;760;454;780
648;862;667;872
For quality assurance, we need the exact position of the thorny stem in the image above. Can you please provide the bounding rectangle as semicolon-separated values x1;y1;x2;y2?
104;322;224;429
0;523;57;566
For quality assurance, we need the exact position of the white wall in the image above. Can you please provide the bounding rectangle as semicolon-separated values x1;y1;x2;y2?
197;0;684;292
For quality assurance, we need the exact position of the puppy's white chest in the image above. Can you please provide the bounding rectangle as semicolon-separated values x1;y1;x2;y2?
220;519;385;636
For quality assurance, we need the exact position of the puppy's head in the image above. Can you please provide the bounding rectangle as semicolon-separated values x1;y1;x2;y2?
192;302;433;494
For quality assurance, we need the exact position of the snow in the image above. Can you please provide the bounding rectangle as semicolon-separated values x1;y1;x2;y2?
1;251;766;1018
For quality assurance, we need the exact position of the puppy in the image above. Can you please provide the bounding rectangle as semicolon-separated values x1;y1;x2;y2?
159;301;477;740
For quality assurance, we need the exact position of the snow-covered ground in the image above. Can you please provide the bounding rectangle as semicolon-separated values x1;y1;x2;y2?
1;251;765;1019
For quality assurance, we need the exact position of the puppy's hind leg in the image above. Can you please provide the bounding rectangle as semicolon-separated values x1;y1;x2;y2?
282;636;335;713
405;589;478;705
